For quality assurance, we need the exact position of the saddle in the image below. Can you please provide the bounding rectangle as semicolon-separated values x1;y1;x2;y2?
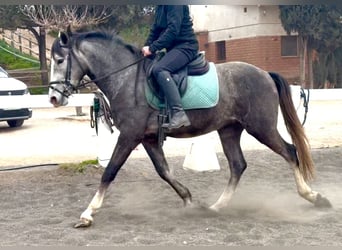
144;51;218;148
146;51;210;100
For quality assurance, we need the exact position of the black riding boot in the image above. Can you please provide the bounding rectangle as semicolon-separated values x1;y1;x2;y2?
156;71;191;130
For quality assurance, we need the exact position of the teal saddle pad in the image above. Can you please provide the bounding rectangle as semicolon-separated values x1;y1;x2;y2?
145;62;219;110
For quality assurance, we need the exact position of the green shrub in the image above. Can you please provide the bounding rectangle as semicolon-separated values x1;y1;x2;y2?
28;86;49;94
59;159;99;173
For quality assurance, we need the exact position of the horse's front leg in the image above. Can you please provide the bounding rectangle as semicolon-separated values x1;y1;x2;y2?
142;139;192;206
74;136;139;228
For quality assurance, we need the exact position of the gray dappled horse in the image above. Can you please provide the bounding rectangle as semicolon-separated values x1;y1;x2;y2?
48;29;331;228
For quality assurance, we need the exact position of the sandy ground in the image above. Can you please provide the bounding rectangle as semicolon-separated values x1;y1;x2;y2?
1;100;341;167
0;100;341;246
0;148;341;246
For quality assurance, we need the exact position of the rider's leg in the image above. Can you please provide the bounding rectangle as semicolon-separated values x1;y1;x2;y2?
152;48;196;130
155;70;191;129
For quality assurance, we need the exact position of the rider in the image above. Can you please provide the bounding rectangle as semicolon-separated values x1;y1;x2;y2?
141;5;199;130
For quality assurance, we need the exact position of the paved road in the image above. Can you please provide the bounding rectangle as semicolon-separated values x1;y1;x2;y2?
0;107;98;167
1;100;341;168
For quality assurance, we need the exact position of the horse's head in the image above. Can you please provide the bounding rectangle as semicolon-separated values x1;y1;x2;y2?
49;28;86;107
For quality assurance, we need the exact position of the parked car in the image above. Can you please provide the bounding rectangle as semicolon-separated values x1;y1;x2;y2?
0;67;32;127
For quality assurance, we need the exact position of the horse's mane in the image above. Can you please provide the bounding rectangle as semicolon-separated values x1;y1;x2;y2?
74;29;141;56
51;28;141;61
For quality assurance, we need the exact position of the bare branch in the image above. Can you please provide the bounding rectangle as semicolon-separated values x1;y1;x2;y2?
19;5;113;30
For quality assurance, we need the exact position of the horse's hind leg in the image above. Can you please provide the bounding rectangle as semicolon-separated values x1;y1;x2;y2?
210;125;247;211
142;139;192;206
249;128;331;207
292;161;331;207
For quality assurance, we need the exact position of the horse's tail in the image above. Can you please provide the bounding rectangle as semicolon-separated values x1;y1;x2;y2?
269;72;315;181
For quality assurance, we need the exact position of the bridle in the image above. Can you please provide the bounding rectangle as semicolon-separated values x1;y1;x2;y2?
49;44;79;98
49;42;145;98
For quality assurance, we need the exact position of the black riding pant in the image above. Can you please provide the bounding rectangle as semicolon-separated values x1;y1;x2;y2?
151;48;198;76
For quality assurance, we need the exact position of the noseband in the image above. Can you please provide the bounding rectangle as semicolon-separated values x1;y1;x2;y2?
49;43;145;99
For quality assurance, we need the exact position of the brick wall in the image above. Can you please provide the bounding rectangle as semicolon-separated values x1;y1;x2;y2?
197;34;301;84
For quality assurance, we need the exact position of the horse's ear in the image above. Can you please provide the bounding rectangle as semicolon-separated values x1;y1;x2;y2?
58;25;73;46
59;31;69;46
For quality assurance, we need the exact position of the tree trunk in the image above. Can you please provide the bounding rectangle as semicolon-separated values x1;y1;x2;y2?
307;48;314;89
299;36;308;88
337;70;342;88
38;27;49;85
28;26;49;85
319;53;329;88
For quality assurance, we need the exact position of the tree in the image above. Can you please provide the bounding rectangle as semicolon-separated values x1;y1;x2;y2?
0;5;113;85
0;5;154;85
98;5;154;47
21;5;115;85
0;6;49;84
20;5;113;30
279;5;321;88
311;6;342;88
99;5;153;30
279;5;342;88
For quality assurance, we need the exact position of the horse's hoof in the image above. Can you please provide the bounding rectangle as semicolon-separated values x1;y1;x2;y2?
74;218;92;228
208;205;220;213
183;198;193;207
314;193;332;208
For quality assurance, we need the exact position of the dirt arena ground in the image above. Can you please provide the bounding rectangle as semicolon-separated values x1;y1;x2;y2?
0;100;341;246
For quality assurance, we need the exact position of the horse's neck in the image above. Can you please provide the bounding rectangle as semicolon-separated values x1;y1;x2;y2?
94;57;146;109
80;39;147;107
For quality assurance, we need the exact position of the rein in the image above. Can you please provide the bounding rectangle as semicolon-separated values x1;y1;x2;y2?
49;45;145;97
300;87;310;126
77;56;145;89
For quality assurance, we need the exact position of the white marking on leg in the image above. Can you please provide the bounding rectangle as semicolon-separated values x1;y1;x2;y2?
210;178;238;211
293;166;318;204
80;190;105;222
210;187;235;211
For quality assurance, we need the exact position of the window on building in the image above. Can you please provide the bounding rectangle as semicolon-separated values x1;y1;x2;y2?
216;41;226;61
281;36;298;57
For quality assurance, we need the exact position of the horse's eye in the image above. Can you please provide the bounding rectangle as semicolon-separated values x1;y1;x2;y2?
57;59;64;65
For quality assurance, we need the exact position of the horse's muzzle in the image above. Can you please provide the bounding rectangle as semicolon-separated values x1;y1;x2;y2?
49;96;59;107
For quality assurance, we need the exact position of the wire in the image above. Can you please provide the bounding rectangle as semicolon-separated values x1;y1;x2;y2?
0;163;59;172
0;163;218;185
0;163;160;184
0;44;40;64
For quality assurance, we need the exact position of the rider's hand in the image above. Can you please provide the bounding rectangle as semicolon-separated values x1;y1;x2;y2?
141;46;152;57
